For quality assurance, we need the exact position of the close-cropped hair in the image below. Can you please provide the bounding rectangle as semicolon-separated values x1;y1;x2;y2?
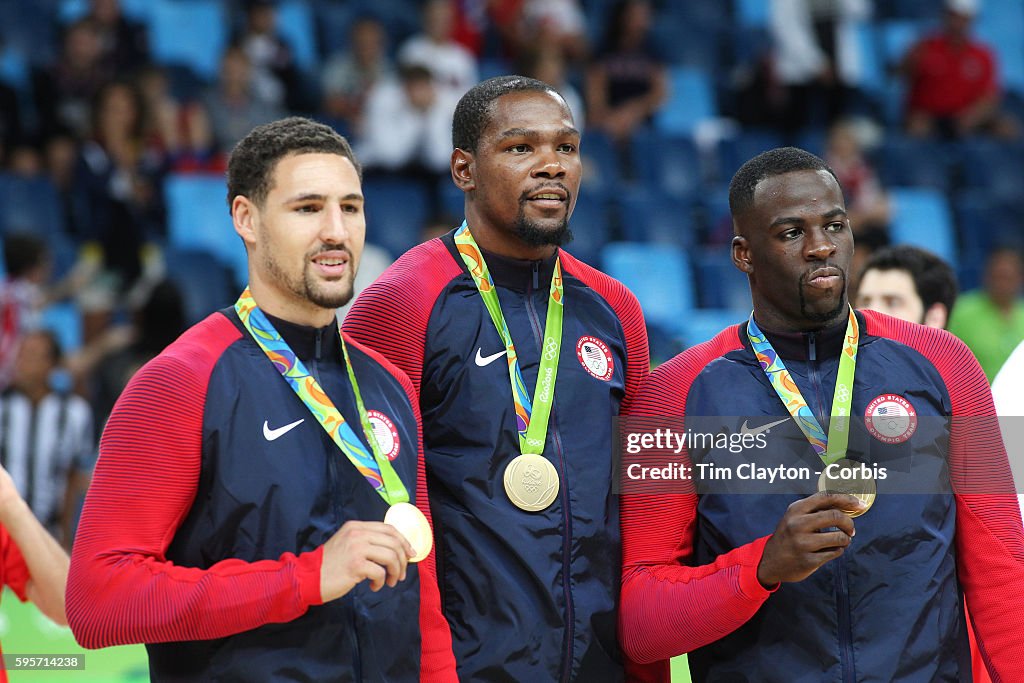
227;116;359;210
729;146;841;220
452;75;563;153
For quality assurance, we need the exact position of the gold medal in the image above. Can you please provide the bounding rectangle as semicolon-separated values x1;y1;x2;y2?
503;453;559;512
817;458;876;517
384;502;433;562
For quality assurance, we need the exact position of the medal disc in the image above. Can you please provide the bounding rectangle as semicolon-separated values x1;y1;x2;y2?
384;502;433;562
817;458;876;518
503;453;559;512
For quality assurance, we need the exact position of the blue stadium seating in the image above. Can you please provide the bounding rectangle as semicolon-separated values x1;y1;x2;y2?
580;130;622;195
716;129;784;181
735;0;770;29
164;173;248;286
875;134;955;192
361;178;431;258
631;130;704;200
164;246;237;324
654;67;717;137
600;242;694;337
618;190;697;248
40;301;82;354
975;0;1024;95
0;175;66;238
564;186;611;267
959;138;1024;204
276;0;318;72
680;307;742;348
692;246;751;312
888;187;958;265
149;0;228;82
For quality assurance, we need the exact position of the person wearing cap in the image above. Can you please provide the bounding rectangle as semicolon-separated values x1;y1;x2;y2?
619;147;1024;681
902;0;1019;139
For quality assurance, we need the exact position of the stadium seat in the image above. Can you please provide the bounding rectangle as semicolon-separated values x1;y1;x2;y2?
149;0;228;82
600;242;694;337
654;67;717;138
564;186;612;267
874;134;955;192
975;0;1024;95
361;178;431;258
164;246;237;324
680;308;742;348
631;130;704;200
40;302;82;354
580;130;622;194
617;190;697;248
888;187;957;265
959;138;1024;204
692;246;751;312
0;175;66;238
952;189;1024;266
276;0;318;72
164;173;248;286
735;0;770;29
716;129;784;181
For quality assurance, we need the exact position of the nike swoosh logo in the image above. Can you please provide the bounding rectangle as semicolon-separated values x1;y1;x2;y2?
263;418;305;441
739;418;790;436
475;348;507;367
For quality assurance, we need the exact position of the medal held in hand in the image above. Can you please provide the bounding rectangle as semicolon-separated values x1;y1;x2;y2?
816;458;877;517
455;223;564;512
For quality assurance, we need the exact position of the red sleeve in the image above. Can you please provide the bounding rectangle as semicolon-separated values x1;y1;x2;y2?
66;315;324;649
343;334;457;681
619;327;779;665
1;525;29;602
344;239;462;394
559;251;650;413
864;311;1024;681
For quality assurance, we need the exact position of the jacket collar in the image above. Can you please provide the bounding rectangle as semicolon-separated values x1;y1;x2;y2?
748;313;851;361
262;311;341;363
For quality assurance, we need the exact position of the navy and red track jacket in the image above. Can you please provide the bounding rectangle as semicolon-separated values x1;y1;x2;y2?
620;310;1024;682
66;309;456;682
344;232;667;682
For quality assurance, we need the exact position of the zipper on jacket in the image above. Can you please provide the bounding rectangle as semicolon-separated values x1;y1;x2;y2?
525;272;575;682
835;554;856;682
806;331;827;426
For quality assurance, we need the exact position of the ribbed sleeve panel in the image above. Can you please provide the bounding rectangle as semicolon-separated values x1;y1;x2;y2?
559;251;650;414
619;326;778;664
342;334;457;681
67;314;323;649
863;310;1024;681
344;239;463;395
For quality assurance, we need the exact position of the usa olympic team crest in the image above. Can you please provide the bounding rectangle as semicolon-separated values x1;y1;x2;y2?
367;410;401;460
576;336;614;381
864;394;918;444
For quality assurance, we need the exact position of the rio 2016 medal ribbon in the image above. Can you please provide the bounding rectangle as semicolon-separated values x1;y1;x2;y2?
236;289;431;561
384;502;433;561
503;453;560;512
816;458;876;517
455;223;564;512
748;307;871;517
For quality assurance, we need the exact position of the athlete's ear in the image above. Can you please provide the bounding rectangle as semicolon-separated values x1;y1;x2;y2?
451;148;475;192
732;234;753;274
923;302;949;330
233;195;258;248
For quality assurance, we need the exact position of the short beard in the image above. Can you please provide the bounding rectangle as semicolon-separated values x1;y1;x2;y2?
798;272;848;324
263;250;355;311
513;212;574;247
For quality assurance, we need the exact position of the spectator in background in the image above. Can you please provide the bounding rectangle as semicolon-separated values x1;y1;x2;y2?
856;245;958;329
903;0;1019;139
44;132;83;239
949;246;1024;380
204;46;285;154
768;0;872;137
86;0;148;76
516;0;589;65
32;18;113;139
73;80;167;337
234;0;303;110
519;43;585;131
824;120;890;237
357;64;459;207
398;0;479;98
320;15;394;136
135;65;220;173
1;329;94;548
584;0;667;145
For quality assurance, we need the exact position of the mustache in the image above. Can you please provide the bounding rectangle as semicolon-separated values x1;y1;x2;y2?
519;183;572;202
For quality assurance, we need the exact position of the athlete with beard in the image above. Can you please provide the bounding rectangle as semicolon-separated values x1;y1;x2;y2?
66;117;456;682
619;147;1024;681
345;76;667;681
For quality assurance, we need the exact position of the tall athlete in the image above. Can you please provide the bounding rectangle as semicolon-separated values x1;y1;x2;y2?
619;147;1024;681
66;117;456;681
345;76;665;681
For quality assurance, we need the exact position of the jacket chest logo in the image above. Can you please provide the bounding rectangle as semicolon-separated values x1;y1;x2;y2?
576;336;614;381
864;394;918;444
367;410;401;461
